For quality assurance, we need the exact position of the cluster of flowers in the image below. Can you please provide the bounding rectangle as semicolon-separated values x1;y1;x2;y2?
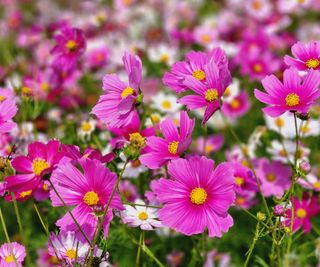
0;0;320;266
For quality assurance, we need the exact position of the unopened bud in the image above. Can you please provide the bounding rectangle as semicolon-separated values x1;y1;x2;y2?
296;112;310;121
257;212;266;221
299;160;311;174
274;204;285;216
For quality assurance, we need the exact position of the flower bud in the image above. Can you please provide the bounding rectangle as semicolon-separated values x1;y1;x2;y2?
274;204;285;216
257;212;266;221
299;160;311;174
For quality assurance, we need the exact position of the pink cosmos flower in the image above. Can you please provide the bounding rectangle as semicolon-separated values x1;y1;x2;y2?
0;99;17;134
119;180;139;202
0;88;14;101
140;111;194;169
153;156;235;237
52;26;86;69
284;196;320;233
91;52;142;127
254;67;320;117
234;192;257;209
36;249;60;267
240;51;280;81
108;112;155;149
0;242;26;267
221;91;250;119
163;47;231;94
85;47;109;69
284;41;320;71
193;134;224;155
204;249;231;267
50;157;124;239
232;163;258;194
179;61;231;124
5;140;66;194
256;159;291;197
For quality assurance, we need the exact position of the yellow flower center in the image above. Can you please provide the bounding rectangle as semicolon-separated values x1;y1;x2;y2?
296;208;307;219
230;99;240;109
168;141;179;154
123;0;133;6
190;187;207;205
20;190;32;198
201;34;211;44
266;173;276;182
65;249;77;259
313;182;320;189
253;63;263;73
223;87;231;97
275;118;284;128
121;87;134;98
0;95;6;102
192;70;206;81
32;158;49;176
161;100;172;109
150;114;160;124
236;196;245;206
285;93;300;107
305;58;320;69
205;89;219;102
49;256;59;264
301;125;310;134
81;122;92;132
43;183;49;191
138;211;149;221
129;132;146;148
160;54;169;63
5;254;15;263
252;0;262;10
205;144;215;154
83;191;99;206
40;82;49;92
66;40;78;52
22;86;32;95
131;159;141;168
235;176;245;186
279;149;287;157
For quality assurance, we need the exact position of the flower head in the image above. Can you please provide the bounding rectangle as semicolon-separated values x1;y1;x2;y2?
140;111;194;169
0;242;26;267
254;67;320;117
0;99;17;134
153;156;235;237
284;41;320;71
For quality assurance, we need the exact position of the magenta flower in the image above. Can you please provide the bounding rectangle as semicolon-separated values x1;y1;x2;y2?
50;157;124;239
194;134;224;155
5;140;66;194
108;112;155;149
0;99;17;134
140;111;194;169
179;62;230;124
91;52;142;127
254;67;320;117
256;159;291;197
284;41;320;71
284;196;320;233
221;91;251;119
0;242;26;267
52;26;86;69
154;156;235;237
232;163;258;194
163;47;231;93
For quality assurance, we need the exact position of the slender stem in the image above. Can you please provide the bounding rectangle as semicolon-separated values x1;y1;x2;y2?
244;223;260;267
239;207;269;228
48;179;92;245
33;203;60;261
219;110;271;219
0;208;19;267
203;124;208;155
11;193;24;237
293;112;299;168
135;231;143;267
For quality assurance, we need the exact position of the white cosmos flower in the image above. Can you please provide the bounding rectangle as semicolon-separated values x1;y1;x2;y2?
148;44;178;66
121;199;162;230
151;92;181;114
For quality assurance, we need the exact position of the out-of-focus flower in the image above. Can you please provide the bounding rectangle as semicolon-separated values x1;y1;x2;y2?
151;92;181;114
0;242;26;267
284;196;320;233
0;99;17;134
193;134;224;155
204;249;231;267
233;162;258;194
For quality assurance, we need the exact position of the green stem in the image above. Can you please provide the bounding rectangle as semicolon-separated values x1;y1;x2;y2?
244;223;260;267
124;202;162;209
11;193;24;237
135;231;143;267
